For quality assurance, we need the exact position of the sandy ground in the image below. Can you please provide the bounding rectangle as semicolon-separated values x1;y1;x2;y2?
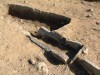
0;0;100;75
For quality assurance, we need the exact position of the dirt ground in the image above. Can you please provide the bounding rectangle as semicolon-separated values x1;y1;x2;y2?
0;0;100;75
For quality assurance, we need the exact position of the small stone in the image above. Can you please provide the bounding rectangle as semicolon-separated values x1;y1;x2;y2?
87;9;93;12
21;64;25;67
96;22;100;25
37;62;48;75
82;48;88;54
28;58;36;65
86;14;92;18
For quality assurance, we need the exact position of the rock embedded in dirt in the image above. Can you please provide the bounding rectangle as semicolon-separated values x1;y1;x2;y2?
87;9;93;12
82;48;88;54
28;58;36;65
86;14;92;18
96;22;100;25
28;58;48;75
36;62;48;75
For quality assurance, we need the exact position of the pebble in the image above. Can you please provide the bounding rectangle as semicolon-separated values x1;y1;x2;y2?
28;58;36;65
21;64;25;67
82;48;88;54
86;14;92;18
37;62;48;75
96;22;100;25
28;58;48;75
87;9;93;12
